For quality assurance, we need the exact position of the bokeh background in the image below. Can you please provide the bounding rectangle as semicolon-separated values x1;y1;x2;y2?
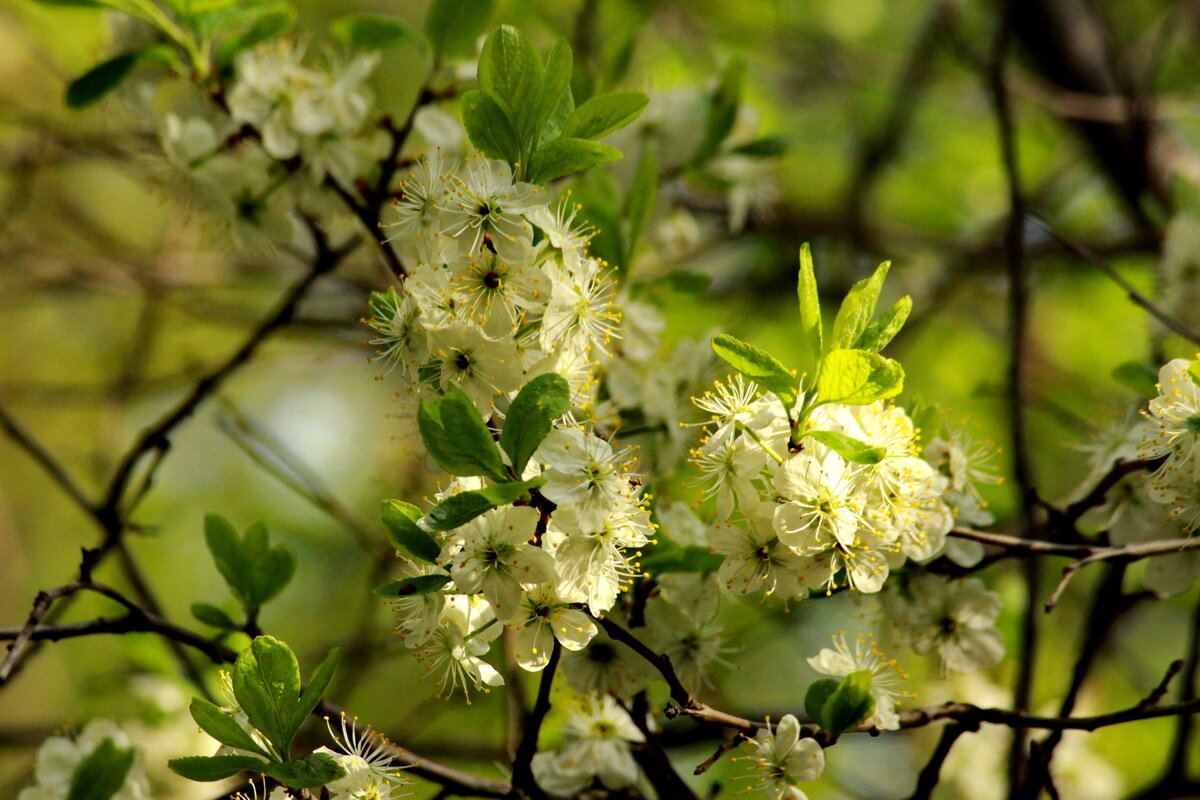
1;0;1198;797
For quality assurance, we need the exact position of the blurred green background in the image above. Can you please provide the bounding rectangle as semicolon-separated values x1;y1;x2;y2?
1;0;1198;797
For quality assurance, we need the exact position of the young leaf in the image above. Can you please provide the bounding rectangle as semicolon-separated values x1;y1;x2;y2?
804;430;885;465
66;51;143;109
373;574;452;597
189;698;271;758
287;646;342;742
624;139;659;261
853;295;911;353
526;39;573;148
711;333;797;410
831;260;890;350
230;636;302;758
815;349;904;406
263;752;346;789
1112;361;1159;397
416;385;507;482
797;244;823;369
731;136;788;157
205;514;251;608
423;478;546;531
380;500;442;563
168;754;267;782
693;59;742;163
424;0;496;61
214;3;296;67
501;373;571;476
461;90;522;165
525;137;622;184
66;738;135;800
820;670;876;733
562;90;649;141
478;25;542;128
243;521;296;609
804;678;840;723
329;13;415;51
1189;360;1200;388
190;602;238;630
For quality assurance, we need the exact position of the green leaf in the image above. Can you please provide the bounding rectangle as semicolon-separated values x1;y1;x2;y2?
214;4;296;67
168;754;267;782
205;514;251;608
190;602;238;630
287;647;341;742
805;430;885;465
693;59;742;163
501;373;571;476
804;678;839;723
381;500;442;563
423;477;546;531
797;244;823;371
1189;360;1200;389
624;139;659;261
231;636;301;759
562;90;649;141
816;349;904;406
659;271;712;294
711;333;797;411
417;383;507;482
425;0;496;61
66;50;143;109
1112;361;1159;397
263;752;346;789
526;137;622;184
330;13;415;51
820;670;876;733
373;574;452;597
478;25;542;131
188;698;271;758
853;295;911;353
66;738;135;800
831;260;891;350
639;543;723;574
461;90;522;165
731;135;788;157
526;39;573;148
243;521;296;609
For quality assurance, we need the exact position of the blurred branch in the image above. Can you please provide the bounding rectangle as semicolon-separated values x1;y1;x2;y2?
905;721;978;800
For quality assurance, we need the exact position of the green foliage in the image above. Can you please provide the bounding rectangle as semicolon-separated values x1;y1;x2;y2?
380;500;442;563
711;333;798;410
854;296;912;353
210;1;296;68
423;477;546;531
804;679;839;722
831;261;891;350
1189;359;1200;388
66;48;172;108
192;636;342;774
815;349;904;406
1113;360;1159;396
694;59;743;164
462;26;647;184
167;754;266;782
190;602;238;631
797;244;823;374
262;753;346;788
329;13;415;52
501;373;571;476
66;738;135;800
425;0;497;61
731;135;789;157
203;514;296;618
417;383;509;483
373;574;452;597
804;430;885;465
816;670;876;733
188;697;271;758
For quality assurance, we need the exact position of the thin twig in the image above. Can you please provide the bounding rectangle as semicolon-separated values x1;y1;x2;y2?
906;721;978;800
1045;538;1200;611
0;404;95;515
509;641;560;799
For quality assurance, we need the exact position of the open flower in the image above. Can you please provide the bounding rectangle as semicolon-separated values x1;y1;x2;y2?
744;714;825;800
807;633;908;730
318;714;409;800
449;506;556;618
508;585;597;671
536;427;635;530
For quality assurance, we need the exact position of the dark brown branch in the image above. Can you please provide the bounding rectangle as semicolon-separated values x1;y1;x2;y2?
0;404;95;516
906;721;978;800
1045;539;1200;611
508;641;560;800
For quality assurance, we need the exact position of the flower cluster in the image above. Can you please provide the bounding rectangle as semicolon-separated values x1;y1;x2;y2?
693;379;985;598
